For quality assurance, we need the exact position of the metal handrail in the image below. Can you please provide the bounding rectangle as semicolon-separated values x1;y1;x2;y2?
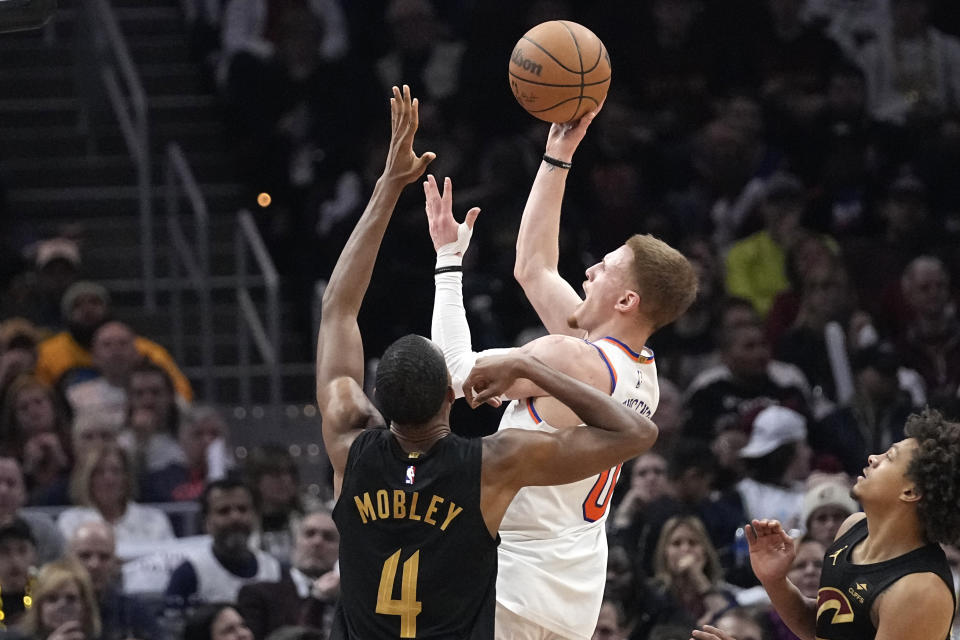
165;142;215;401
235;210;281;407
83;0;155;311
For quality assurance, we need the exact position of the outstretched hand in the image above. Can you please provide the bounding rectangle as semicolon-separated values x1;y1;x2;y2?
544;99;604;161
384;84;436;184
746;518;797;584
423;174;480;252
463;353;532;408
690;624;739;640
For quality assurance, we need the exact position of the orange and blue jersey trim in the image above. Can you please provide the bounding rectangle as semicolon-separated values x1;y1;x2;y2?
586;341;617;394
599;336;655;364
526;398;543;424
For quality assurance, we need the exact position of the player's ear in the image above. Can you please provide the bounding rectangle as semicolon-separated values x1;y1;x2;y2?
900;483;922;504
616;290;640;313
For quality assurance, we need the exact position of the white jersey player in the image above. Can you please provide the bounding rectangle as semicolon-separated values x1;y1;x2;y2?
424;104;698;639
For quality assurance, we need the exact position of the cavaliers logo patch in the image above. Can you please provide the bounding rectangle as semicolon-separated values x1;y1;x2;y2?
817;587;855;626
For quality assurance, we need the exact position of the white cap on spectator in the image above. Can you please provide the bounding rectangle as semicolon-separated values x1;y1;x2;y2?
739;405;807;458
802;479;858;527
36;237;81;270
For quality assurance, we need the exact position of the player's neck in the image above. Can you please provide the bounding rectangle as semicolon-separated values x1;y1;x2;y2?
586;321;650;353
855;508;927;563
390;422;451;455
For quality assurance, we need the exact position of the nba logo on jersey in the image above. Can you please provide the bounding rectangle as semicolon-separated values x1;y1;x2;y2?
405;465;416;485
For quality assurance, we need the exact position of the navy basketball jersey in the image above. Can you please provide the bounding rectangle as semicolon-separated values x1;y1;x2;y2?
817;518;956;639
331;428;498;639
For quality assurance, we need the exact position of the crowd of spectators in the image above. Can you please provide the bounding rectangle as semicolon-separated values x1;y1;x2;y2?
2;0;960;639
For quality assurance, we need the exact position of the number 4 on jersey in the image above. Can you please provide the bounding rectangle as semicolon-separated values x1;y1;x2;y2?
377;548;422;638
582;464;621;522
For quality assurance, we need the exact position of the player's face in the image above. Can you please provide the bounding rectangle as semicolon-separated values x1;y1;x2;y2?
569;246;635;332
852;438;919;504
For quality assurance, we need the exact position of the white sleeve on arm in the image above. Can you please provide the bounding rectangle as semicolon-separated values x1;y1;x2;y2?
432;270;511;398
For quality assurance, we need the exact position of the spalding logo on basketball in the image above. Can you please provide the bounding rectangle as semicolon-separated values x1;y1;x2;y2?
508;20;611;124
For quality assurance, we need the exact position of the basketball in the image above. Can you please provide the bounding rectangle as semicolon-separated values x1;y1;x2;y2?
508;20;611;123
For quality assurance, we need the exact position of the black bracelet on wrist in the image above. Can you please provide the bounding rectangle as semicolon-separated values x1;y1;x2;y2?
434;265;463;275
542;154;572;170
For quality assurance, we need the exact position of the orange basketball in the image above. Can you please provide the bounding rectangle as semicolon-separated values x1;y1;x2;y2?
508;20;611;123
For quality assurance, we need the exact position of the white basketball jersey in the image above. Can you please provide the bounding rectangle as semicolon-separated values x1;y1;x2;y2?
496;337;659;639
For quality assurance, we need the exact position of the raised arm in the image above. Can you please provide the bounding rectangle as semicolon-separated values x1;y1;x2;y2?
513;108;602;336
746;519;816;640
316;85;435;487
470;352;657;489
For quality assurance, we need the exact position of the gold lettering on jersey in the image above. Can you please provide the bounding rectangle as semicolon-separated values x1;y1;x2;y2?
409;492;422;520
440;503;463;531
393;490;407;519
351;491;462;530
424;495;443;525
847;586;864;604
355;493;376;524
376;490;390;518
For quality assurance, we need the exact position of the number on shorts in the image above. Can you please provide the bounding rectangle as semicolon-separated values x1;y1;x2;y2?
582;464;621;522
376;548;422;638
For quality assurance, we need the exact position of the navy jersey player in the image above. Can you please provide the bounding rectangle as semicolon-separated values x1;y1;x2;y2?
737;409;959;640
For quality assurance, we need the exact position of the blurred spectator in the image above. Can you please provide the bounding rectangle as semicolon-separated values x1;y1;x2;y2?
57;444;175;547
603;544;649;639
591;599;627;640
237;510;340;639
0;518;38;628
774;254;863;410
183;604;254;640
895;255;960;408
764;233;840;348
683;317;811;439
0;318;43;397
34;281;192;401
165;479;281;606
0;457;64;563
857;0;960;126
217;0;349;88
711;606;767;640
243;444;306;564
64;321;141;429
222;1;379;335
609;452;672;572
845;173;939;323
724;172;816;318
67;521;159;640
736;405;811;530
20;559;101;640
805;0;891;57
801;478;858;545
756;0;846;138
0;375;71;505
815;342;915;475
144;405;232;503
768;536;826;640
375;0;465;122
0;238;81;333
633;516;737;637
117;362;187;476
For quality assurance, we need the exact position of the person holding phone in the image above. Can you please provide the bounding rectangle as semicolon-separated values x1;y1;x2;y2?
19;559;100;640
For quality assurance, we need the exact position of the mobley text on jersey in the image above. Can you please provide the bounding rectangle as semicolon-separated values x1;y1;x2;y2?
352;490;464;530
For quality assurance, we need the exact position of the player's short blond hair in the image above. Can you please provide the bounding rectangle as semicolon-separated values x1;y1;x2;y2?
625;234;698;331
